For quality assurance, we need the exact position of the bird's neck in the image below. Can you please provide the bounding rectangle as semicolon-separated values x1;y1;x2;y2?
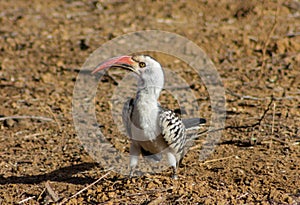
136;86;162;101
134;86;162;122
132;87;161;140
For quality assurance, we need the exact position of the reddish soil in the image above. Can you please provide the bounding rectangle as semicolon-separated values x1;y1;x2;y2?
0;0;299;204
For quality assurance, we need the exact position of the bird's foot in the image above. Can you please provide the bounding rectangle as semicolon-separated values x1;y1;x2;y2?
129;166;137;178
129;169;134;178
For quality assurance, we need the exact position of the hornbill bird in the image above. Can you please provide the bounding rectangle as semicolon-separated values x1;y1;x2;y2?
92;55;206;178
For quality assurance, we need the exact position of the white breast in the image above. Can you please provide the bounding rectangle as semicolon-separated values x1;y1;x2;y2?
130;100;160;141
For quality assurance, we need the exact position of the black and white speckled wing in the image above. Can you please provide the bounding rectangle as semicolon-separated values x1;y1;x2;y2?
158;110;186;161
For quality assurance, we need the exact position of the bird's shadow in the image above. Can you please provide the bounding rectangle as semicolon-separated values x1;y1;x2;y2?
219;139;259;147
0;162;101;185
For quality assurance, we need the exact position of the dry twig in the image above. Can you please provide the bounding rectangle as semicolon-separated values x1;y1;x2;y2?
201;155;235;165
37;188;46;202
23;131;52;139
236;192;249;200
149;196;167;205
164;85;192;90
270;102;276;147
59;171;111;204
226;89;296;101
225;98;274;130
44;105;62;131
261;1;280;70
226;89;264;100
17;196;36;204
0;115;53;122
190;144;202;151
45;181;60;202
261;136;290;145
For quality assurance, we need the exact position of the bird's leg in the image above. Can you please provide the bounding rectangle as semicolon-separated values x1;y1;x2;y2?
166;152;178;179
129;141;141;177
172;167;178;180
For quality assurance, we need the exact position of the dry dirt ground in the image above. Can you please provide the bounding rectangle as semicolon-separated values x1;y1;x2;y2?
0;0;300;204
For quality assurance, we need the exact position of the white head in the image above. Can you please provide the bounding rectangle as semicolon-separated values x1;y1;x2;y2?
92;55;165;97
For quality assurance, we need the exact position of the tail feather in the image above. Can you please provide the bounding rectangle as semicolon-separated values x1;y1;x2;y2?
182;118;206;131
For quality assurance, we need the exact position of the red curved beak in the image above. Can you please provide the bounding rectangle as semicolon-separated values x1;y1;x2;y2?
92;55;134;74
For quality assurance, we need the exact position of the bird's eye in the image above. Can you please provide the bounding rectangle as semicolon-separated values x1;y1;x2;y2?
139;62;146;68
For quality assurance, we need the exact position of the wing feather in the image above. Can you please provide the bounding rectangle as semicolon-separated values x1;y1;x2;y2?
158;110;186;160
122;98;134;138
